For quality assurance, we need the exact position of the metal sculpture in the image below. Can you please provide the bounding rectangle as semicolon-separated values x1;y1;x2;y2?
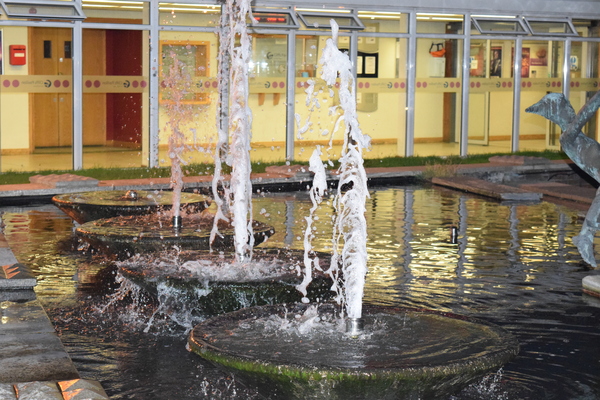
527;92;600;267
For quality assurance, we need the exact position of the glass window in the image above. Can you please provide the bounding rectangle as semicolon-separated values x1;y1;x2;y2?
471;17;527;35
293;34;332;161
250;8;299;29
1;27;74;172
520;40;564;151
525;18;578;36
414;38;463;157
573;19;600;38
1;0;85;20
248;34;288;162
569;40;598;142
417;13;463;34
83;0;148;23
357;11;407;33
468;39;514;154
82;27;149;169
357;36;407;158
159;3;220;27
297;11;364;30
157;31;219;169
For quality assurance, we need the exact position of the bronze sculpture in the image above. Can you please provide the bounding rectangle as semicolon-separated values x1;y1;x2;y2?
527;92;600;267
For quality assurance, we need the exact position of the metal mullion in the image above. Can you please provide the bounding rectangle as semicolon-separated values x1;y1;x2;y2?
405;11;416;157
563;38;571;100
157;0;218;4
350;20;358;88
155;25;216;32
415;33;464;40
470;34;521;42
296;29;340;36
512;37;523;152
249;27;296;35
73;20;83;169
460;13;471;156
359;32;410;39
0;19;75;27
285;29;296;160
82;22;151;30
570;37;600;43
148;0;159;168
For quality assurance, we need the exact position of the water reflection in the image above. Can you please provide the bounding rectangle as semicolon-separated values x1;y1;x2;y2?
1;186;600;399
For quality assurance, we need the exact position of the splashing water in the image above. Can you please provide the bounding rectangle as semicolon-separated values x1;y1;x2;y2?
301;21;371;320
162;53;195;220
296;146;328;302
211;0;254;262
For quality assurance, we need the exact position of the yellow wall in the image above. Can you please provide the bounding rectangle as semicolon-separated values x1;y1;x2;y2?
1;27;29;152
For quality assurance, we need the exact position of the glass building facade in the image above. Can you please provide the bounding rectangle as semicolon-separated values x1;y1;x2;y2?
0;0;599;172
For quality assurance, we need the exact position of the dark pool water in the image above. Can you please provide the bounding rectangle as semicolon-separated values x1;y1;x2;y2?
2;185;600;399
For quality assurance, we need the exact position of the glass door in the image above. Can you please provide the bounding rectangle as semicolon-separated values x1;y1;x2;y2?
519;39;564;151
468;39;491;146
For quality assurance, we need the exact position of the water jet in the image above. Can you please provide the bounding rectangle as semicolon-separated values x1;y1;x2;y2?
187;10;519;399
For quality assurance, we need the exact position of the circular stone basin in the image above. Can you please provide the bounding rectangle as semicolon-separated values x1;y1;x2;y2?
582;275;600;297
119;248;334;316
53;190;211;223
76;213;275;258
189;303;519;400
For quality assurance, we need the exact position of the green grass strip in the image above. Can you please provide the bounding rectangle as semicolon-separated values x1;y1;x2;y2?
0;150;567;186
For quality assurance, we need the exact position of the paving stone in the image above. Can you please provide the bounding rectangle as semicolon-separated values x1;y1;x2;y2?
59;379;109;400
0;250;18;267
0;300;55;334
0;383;16;400
0;291;36;303
488;155;552;165
0;264;36;289
28;174;99;189
0;332;79;383
15;381;62;400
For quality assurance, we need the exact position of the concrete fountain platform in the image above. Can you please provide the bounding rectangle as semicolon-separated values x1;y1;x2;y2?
0;232;109;400
432;176;542;202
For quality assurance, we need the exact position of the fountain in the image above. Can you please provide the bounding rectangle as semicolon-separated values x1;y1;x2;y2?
52;190;210;224
186;7;518;399
7;187;600;398
60;0;337;318
70;35;276;258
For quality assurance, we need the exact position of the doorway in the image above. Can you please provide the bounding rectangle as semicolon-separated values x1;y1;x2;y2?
29;27;107;150
29;27;73;149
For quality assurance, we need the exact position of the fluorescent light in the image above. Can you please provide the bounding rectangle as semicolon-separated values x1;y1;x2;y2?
296;8;350;14
472;15;517;19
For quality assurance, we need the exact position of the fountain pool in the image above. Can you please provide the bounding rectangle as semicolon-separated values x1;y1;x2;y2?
2;185;600;399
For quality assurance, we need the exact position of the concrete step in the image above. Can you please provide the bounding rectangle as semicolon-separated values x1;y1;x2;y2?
432;176;542;201
0;232;110;399
0;379;109;399
520;182;596;204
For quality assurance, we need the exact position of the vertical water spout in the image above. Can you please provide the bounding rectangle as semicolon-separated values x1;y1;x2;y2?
300;21;371;321
163;54;193;225
210;5;232;247
211;0;254;262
